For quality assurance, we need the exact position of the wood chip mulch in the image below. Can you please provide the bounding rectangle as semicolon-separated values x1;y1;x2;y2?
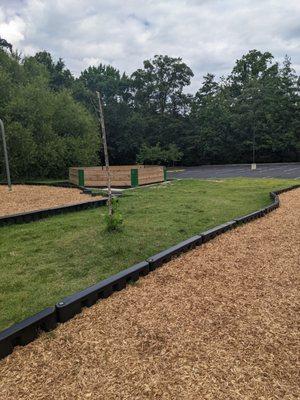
0;185;102;217
0;189;299;399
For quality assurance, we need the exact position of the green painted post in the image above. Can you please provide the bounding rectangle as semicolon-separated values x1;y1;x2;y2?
130;168;139;187
163;167;167;181
78;169;85;186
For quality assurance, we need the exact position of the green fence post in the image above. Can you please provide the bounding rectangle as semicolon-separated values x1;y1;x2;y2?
78;169;85;186
130;168;139;187
163;167;167;181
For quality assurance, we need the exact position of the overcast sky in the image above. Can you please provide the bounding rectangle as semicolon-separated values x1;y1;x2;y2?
0;0;299;92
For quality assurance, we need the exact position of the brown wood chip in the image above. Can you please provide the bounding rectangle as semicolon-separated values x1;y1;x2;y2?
0;189;299;399
0;185;102;217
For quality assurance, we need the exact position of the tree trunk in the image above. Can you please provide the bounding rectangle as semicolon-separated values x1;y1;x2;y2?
96;91;112;217
0;118;12;191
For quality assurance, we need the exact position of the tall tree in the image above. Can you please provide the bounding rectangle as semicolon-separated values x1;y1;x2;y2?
30;51;73;90
0;47;99;179
1;45;299;177
132;55;193;115
227;50;299;162
78;64;132;105
0;37;12;53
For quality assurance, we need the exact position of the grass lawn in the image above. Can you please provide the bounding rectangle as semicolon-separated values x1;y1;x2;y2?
0;178;297;331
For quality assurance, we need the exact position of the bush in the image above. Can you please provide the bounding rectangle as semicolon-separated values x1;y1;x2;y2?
0;49;100;180
104;198;123;232
136;142;182;166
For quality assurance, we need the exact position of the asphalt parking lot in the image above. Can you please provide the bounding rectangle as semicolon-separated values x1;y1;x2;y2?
168;163;300;180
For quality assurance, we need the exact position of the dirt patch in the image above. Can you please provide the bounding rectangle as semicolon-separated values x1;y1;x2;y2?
0;185;103;217
0;189;299;399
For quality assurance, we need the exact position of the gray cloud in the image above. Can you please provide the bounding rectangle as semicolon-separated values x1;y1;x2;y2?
0;0;299;92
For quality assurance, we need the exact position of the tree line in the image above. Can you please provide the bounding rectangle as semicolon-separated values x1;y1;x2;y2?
0;38;299;179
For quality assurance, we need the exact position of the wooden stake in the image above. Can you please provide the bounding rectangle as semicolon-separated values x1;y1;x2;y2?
96;91;112;217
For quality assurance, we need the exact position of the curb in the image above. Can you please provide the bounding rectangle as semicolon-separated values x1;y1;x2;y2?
0;198;108;227
0;184;299;360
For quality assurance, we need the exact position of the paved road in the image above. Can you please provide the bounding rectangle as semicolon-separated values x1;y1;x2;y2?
168;163;300;180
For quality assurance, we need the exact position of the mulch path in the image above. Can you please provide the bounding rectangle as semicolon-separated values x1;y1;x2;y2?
0;185;102;217
0;189;299;399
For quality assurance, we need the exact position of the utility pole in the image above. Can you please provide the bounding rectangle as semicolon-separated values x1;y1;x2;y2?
250;96;257;171
96;91;112;217
251;129;256;170
0;118;12;191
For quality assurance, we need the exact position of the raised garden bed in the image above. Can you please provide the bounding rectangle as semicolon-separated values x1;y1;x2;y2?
69;165;166;187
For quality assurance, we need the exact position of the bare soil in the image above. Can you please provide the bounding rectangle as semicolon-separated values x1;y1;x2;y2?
0;189;299;400
0;185;102;217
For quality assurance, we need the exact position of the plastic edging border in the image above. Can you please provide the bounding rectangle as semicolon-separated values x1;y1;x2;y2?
0;198;108;227
200;220;237;243
0;307;57;359
1;181;79;188
24;181;79;188
56;261;150;323
147;235;203;270
233;184;299;225
0;184;298;360
274;185;300;194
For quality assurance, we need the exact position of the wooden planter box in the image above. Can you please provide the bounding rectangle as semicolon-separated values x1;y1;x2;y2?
69;165;166;188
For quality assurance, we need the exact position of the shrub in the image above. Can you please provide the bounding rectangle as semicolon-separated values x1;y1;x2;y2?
104;198;123;232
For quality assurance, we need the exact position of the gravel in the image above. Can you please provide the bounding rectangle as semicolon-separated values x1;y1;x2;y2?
0;189;299;400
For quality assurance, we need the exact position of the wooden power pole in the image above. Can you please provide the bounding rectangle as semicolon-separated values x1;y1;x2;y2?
0;118;12;191
96;91;112;217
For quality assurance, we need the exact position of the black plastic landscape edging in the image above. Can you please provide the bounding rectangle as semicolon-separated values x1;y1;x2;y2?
24;181;78;188
0;307;57;359
56;261;150;323
147;235;203;269
0;184;299;361
0;198;108;227
1;181;78;188
200;220;237;243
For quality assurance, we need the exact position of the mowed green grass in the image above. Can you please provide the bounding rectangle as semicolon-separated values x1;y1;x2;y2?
0;178;297;331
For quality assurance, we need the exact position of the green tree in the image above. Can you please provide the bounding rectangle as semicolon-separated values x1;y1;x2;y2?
132;55;193;114
0;37;12;53
137;143;182;166
166;143;183;166
137;143;167;165
0;47;99;179
75;64;134;165
1;42;299;178
78;64;132;105
30;51;73;91
227;50;299;162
